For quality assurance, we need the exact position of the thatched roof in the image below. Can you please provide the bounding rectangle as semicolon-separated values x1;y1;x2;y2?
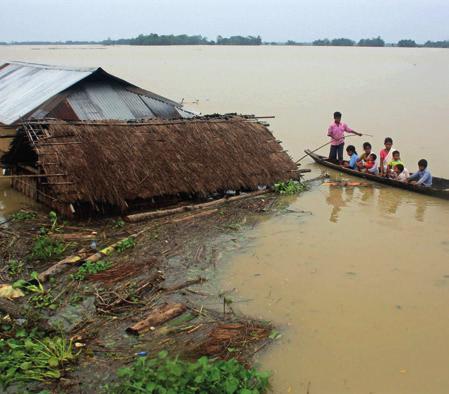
2;117;298;212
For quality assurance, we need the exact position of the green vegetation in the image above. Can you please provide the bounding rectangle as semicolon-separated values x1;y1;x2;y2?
423;40;449;48
105;351;270;394
116;237;136;252
274;180;305;195
71;260;112;281
7;259;24;277
358;36;385;47
112;219;125;229
313;38;354;46
397;39;417;47
0;328;78;389
216;35;262;45
103;34;262;46
11;210;37;221
30;236;67;261
13;272;58;309
3;35;449;48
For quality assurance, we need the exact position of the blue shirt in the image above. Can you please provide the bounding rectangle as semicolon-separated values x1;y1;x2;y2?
408;169;432;187
348;153;359;169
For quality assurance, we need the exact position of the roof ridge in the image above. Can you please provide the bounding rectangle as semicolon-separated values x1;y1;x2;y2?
5;61;98;72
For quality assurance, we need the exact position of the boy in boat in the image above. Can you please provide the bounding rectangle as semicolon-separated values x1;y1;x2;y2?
408;159;432;187
327;112;362;164
379;137;395;176
344;145;359;169
391;163;410;182
386;150;404;177
362;153;378;174
356;142;373;170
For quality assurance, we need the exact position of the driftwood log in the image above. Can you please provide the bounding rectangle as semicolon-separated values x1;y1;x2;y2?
38;248;90;282
126;303;187;335
125;190;270;223
49;233;97;241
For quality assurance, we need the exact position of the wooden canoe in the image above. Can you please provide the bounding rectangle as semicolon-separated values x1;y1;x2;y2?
304;149;449;200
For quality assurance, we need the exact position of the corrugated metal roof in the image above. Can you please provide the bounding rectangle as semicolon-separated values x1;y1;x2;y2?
0;62;96;125
0;61;196;125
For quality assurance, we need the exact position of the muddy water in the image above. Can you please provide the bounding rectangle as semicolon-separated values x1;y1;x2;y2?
1;46;449;393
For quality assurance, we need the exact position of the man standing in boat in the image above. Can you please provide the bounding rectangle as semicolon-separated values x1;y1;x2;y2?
327;112;362;164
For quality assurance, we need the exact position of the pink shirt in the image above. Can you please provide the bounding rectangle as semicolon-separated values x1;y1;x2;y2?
327;122;354;145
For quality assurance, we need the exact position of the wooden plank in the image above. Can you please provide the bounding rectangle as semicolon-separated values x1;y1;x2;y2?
126;303;187;335
125;190;270;223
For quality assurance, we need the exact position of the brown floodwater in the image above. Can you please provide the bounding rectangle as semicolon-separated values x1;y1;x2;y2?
1;45;449;393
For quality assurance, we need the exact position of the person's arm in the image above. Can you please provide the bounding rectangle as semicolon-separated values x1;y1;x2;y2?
416;171;431;186
407;172;419;182
344;124;362;136
327;126;333;138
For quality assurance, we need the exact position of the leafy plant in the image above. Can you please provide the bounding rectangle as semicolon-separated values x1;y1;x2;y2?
112;219;125;229
273;180;305;195
13;272;45;294
116;237;136;252
30;236;67;261
48;211;61;232
11;210;37;221
71;260;112;281
0;328;78;389
7;259;24;277
12;272;58;309
105;351;270;393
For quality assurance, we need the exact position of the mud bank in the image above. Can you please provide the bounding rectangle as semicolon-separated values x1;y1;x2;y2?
0;192;296;393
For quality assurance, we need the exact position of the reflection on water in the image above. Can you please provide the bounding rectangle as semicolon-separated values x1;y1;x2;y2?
220;180;449;394
0;180;37;222
325;180;431;224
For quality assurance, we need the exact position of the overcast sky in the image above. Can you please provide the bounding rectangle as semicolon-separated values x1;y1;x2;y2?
1;0;448;43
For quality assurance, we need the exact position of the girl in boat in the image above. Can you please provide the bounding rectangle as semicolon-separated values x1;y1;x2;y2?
379;137;396;176
344;145;359;169
356;142;373;170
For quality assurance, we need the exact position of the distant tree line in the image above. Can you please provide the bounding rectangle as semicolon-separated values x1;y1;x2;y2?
103;34;262;46
1;34;448;48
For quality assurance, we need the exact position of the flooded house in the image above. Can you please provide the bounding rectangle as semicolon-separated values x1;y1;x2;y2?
1;118;298;217
0;62;298;217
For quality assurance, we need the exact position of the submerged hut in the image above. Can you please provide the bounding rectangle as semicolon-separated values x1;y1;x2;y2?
1;117;298;217
0;61;194;127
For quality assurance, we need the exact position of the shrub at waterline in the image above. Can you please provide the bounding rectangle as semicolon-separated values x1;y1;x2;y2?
274;180;306;195
105;351;270;393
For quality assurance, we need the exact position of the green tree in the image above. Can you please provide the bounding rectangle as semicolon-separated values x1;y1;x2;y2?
397;39;417;47
313;38;331;46
331;38;355;46
358;36;385;47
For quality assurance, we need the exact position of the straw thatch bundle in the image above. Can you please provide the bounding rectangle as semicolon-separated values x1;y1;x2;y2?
3;116;298;213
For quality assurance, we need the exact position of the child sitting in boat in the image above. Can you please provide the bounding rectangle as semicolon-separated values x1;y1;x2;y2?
379;137;395;176
386;150;404;177
344;145;359;169
356;142;373;170
408;159;433;187
362;153;378;174
391;163;410;182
